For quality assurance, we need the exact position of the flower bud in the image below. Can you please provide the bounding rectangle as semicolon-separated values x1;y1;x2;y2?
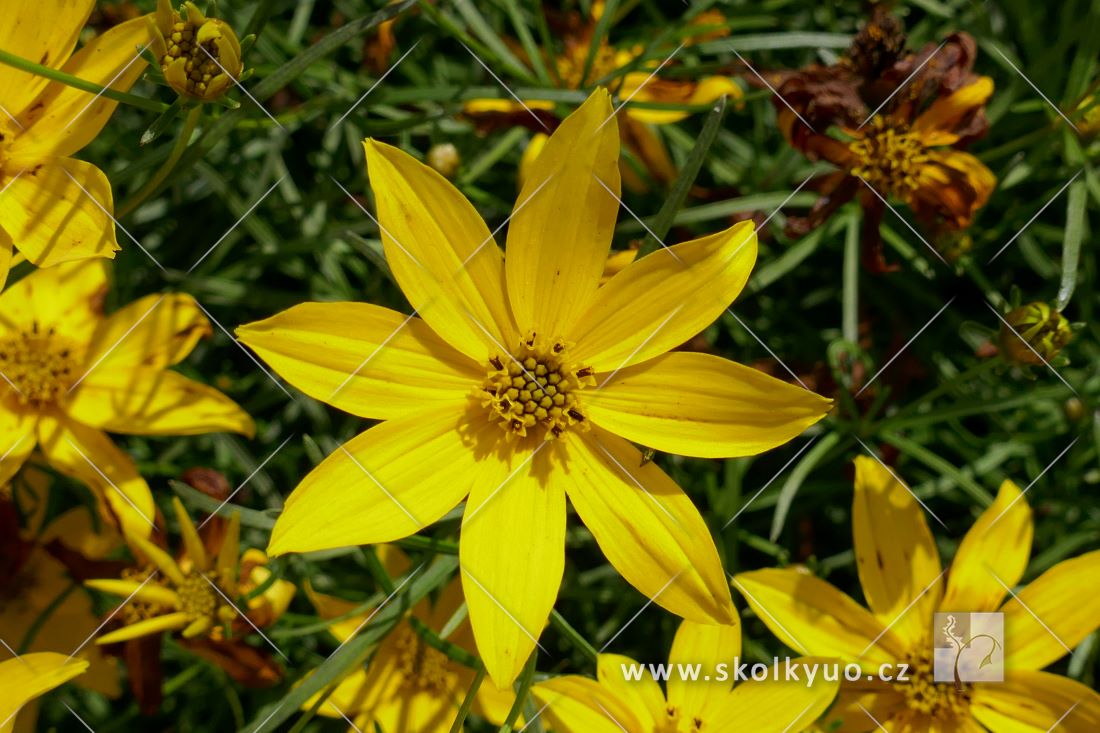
427;143;461;179
999;302;1071;365
152;0;243;101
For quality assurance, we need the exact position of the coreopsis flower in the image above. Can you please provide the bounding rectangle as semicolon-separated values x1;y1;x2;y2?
0;652;88;731
302;546;511;731
533;618;838;733
237;89;830;687
998;302;1072;366
0;261;254;537
86;498;294;644
735;457;1100;731
768;9;995;271
0;0;155;288
151;0;242;102
464;5;740;191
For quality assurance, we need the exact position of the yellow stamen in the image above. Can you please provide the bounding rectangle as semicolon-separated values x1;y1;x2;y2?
0;328;80;406
655;704;705;732
895;648;970;722
392;624;454;694
177;573;218;619
848;116;929;198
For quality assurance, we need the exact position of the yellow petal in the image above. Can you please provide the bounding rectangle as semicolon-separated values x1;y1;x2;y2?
0;258;107;341
128;531;186;586
0;236;11;291
303;582;371;644
0;158;119;267
533;676;645;733
912;149;996;228
0;652;88;730
182;616;213;639
0;0;91;117
268;404;491;555
460;442;565;688
971;670;1100;732
35;411;155;538
9;16;154;161
667;620;741;719
84;579;180;608
237;302;480;420
505;88;620;338
95;612;191;644
732;568;906;667
941;480;1032;613
518;132;549;191
706;657;840;733
582;352;829;458
597;654;665;730
913;77;995;146
852;456;942;648
569;221;757;372
622;74;743;125
85;293;210;370
1001;549;1100;670
463;99;554;115
65;367;254;437
172;497;207;569
363;139;517;361
561;428;735;625
0;407;36;486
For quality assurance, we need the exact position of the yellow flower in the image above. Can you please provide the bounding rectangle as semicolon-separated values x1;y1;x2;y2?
302;546;511;732
0;652;88;731
238;89;830;687
0;0;155;288
86;498;294;644
998;302;1072;366
735;457;1100;731
533;619;838;733
151;0;242;102
0;261;254;537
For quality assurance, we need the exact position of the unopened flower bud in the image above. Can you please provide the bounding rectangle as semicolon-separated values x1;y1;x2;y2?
427;143;461;179
999;302;1071;365
152;0;243;102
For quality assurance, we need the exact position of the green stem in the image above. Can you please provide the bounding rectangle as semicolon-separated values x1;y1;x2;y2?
118;105;202;218
499;652;538;733
0;47;166;114
550;610;598;665
449;666;487;733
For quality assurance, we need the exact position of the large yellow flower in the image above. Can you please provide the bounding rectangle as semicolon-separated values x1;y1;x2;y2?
0;261;254;537
0;652;88;732
238;88;830;688
533;618;838;733
735;457;1100;731
0;0;154;288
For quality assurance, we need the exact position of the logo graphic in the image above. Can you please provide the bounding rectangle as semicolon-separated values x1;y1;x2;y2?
933;612;1004;686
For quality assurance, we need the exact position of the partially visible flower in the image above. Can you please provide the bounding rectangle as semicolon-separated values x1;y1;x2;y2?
86;498;294;644
767;9;995;271
735;457;1100;731
0;261;254;537
151;0;242;102
302;546;511;732
533;617;838;733
0;0;155;288
0;652;88;730
999;302;1072;366
427;142;461;179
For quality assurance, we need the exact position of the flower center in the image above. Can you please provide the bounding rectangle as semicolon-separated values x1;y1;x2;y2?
392;624;454;694
0;329;80;406
160;19;222;97
896;649;970;721
120;566;170;625
481;334;594;440
848;116;929;198
654;705;704;733
177;573;218;620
